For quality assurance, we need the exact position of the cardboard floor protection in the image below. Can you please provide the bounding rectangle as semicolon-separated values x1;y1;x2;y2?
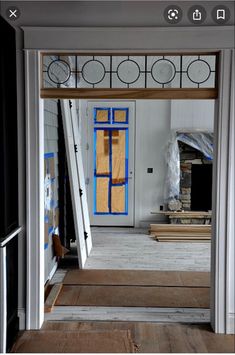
55;285;210;308
63;269;210;288
11;330;136;353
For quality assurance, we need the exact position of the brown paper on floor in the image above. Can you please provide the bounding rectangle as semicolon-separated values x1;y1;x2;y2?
11;329;136;353
96;130;110;175
53;234;69;257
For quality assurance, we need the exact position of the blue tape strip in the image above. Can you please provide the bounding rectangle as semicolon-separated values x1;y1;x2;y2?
94;107;111;124
94;129;97;215
44;152;54;159
93;127;129;216
112;108;129;124
44;243;49;250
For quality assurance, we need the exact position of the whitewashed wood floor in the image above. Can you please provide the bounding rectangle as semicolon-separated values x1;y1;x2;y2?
84;227;211;272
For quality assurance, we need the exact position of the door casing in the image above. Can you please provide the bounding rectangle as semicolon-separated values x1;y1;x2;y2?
23;26;235;334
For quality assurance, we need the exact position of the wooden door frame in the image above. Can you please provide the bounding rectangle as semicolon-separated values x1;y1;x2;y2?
23;26;234;333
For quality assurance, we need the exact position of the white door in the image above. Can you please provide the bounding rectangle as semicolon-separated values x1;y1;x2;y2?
61;99;91;267
87;101;135;226
70;100;92;256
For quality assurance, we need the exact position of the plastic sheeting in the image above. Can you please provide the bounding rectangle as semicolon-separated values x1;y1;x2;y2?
164;131;213;202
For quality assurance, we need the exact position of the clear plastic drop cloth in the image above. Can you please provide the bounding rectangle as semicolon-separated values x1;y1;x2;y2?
164;130;213;203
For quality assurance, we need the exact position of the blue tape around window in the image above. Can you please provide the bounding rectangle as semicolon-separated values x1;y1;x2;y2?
94;107;111;124
112;108;129;124
93;127;129;216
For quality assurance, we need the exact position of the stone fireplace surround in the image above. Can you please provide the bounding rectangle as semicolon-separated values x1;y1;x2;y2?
179;141;213;211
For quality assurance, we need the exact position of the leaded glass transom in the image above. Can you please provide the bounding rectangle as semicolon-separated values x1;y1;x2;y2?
42;54;217;89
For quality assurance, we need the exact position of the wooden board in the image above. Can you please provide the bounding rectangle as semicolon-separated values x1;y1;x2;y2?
56;285;210;308
44;284;63;313
150;232;211;237
63;270;210;287
151;211;212;217
11;330;136;353
150;224;211;233
156;238;211;243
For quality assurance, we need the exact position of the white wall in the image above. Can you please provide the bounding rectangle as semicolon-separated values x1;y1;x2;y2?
171;100;214;131
135;100;171;226
44;99;59;282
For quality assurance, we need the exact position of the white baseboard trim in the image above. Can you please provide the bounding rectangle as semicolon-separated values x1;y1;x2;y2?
18;308;26;330
226;313;235;334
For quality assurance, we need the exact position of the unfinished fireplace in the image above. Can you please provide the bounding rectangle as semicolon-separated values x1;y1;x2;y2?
165;131;213;213
179;141;213;211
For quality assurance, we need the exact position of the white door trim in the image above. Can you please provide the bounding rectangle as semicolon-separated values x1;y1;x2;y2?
25;50;45;329
23;27;234;334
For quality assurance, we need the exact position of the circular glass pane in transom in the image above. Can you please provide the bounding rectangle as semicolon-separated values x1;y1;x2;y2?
151;59;176;84
187;60;211;84
48;60;71;84
82;60;105;84
117;60;140;84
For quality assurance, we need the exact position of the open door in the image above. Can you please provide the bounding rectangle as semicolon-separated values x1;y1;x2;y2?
70;100;92;255
61;100;92;267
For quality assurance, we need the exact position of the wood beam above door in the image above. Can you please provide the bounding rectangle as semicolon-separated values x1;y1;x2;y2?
41;88;218;100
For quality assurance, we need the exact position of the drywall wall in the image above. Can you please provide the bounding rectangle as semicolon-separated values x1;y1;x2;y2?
44;99;59;282
171;100;215;131
135;100;171;226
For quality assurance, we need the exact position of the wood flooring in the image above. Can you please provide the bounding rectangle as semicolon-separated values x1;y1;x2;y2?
12;329;136;353
41;321;235;353
85;228;210;271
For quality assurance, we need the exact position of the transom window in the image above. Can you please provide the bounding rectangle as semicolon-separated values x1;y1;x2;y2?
42;54;217;89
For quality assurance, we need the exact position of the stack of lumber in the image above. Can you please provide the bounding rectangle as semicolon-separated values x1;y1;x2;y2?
150;224;211;242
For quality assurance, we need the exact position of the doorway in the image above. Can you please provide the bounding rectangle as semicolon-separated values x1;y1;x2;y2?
24;44;235;333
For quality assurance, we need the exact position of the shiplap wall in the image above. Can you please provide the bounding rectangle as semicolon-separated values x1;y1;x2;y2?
171;100;215;131
44;99;59;282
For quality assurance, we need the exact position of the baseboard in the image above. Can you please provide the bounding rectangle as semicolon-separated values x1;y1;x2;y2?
18;308;26;330
226;313;235;334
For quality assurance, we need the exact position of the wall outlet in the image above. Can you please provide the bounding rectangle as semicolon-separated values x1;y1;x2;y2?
160;205;164;211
